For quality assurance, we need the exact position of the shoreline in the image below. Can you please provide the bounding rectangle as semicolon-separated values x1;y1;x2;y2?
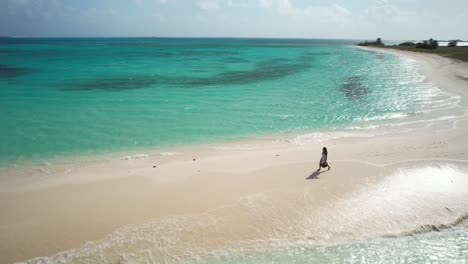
2;47;468;263
2;45;467;179
357;46;468;98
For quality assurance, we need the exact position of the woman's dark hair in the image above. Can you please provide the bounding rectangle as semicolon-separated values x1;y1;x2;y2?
322;147;328;154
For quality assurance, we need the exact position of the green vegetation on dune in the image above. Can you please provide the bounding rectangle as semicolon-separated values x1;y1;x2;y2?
415;38;438;49
379;46;468;63
357;38;384;46
357;38;468;63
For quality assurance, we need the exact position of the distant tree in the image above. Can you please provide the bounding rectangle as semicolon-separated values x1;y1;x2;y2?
398;42;416;46
357;41;370;46
415;38;438;49
416;41;428;49
429;38;438;49
448;40;458;47
357;38;384;46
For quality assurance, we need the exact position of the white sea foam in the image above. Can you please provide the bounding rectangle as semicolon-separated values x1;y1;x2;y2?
160;152;177;156
276;114;294;119
120;154;149;160
353;112;408;122
213;145;256;150
288;131;376;145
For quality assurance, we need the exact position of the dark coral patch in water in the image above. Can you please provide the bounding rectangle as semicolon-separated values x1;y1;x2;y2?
221;57;250;63
341;76;369;99
62;58;312;91
304;52;334;56
0;64;34;79
179;50;239;57
172;59;311;86
213;61;309;85
0;48;64;57
64;76;158;91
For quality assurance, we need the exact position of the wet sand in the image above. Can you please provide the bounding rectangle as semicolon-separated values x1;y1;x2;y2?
1;47;468;263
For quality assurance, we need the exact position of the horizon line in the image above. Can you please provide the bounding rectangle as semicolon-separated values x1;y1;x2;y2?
1;36;465;42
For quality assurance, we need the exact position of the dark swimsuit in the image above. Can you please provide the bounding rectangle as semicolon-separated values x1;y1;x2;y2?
320;153;328;167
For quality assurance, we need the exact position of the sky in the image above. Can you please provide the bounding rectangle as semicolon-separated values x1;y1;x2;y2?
1;0;467;40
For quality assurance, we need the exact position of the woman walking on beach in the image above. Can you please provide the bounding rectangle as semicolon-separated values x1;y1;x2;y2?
318;147;331;171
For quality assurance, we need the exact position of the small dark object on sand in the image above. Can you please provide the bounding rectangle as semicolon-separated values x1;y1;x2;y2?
193;158;196;161
276;154;279;157
153;165;157;168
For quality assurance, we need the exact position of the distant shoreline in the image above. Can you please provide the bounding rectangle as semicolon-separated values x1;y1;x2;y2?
357;44;468;63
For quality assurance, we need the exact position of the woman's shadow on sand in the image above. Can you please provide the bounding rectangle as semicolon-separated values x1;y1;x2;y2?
306;170;328;180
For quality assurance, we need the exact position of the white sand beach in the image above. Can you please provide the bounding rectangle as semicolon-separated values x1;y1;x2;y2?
1;48;468;263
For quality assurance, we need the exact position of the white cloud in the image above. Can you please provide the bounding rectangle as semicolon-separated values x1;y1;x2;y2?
365;0;401;23
196;0;219;11
253;0;352;26
131;0;144;5
256;0;298;10
2;0;468;39
130;0;174;5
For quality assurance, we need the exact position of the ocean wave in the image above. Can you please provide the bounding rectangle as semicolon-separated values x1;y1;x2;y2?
160;152;177;156
120;154;149;160
382;214;468;238
353;112;408;122
213;145;256;150
287;131;376;145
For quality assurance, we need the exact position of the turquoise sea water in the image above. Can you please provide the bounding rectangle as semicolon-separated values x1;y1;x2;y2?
26;227;468;264
0;38;442;163
188;228;468;264
207;229;468;264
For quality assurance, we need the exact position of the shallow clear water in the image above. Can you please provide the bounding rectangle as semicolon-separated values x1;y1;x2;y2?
24;227;468;264
0;38;447;164
207;228;468;264
188;228;468;264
